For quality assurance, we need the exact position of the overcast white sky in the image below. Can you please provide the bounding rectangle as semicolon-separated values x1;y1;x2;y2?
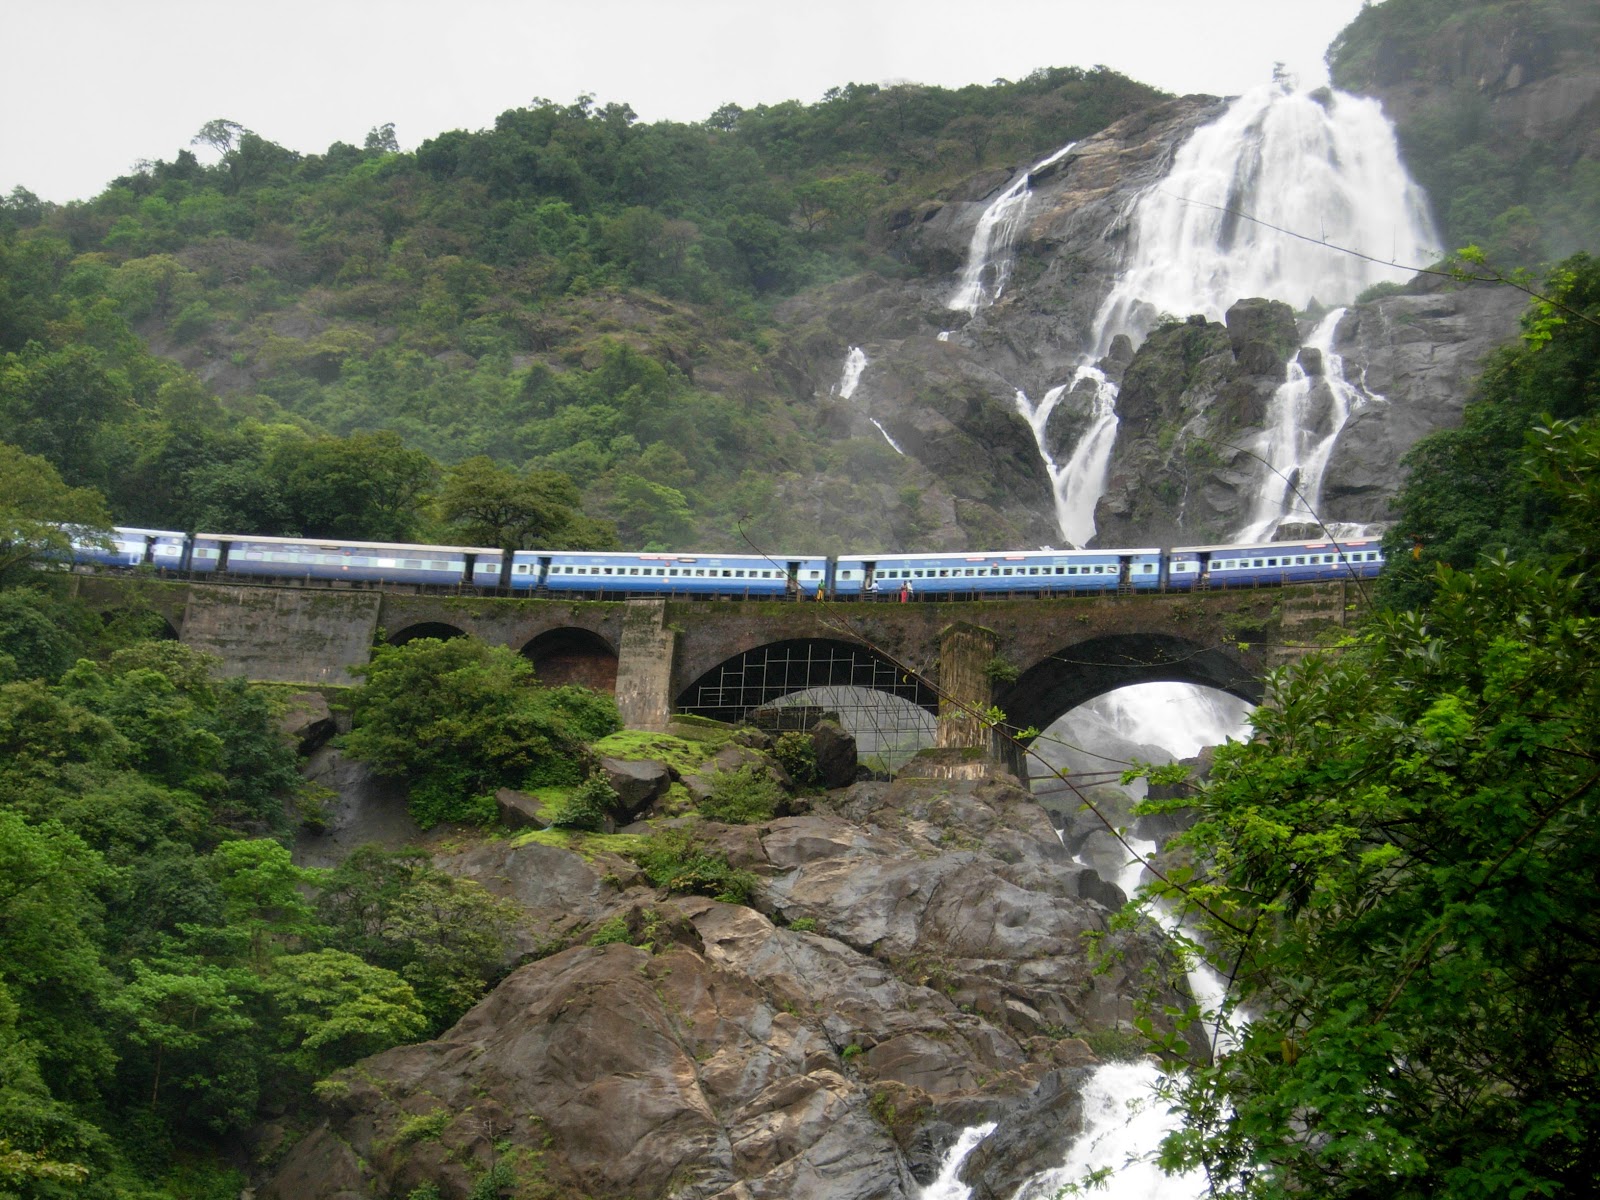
3;0;1371;203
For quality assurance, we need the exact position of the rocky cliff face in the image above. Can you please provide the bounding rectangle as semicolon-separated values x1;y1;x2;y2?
771;77;1542;550
263;775;1185;1200
773;97;1226;551
1091;276;1528;547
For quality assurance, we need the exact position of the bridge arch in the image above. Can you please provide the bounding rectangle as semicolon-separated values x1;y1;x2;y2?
999;632;1263;739
675;637;939;725
522;627;618;692
387;621;468;646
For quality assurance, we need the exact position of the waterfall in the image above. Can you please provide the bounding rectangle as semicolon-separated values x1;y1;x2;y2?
948;143;1077;315
1095;81;1438;347
833;347;906;457
917;1123;997;1200
1010;1062;1208;1200
836;346;868;399
870;417;907;456
955;79;1437;546
1238;307;1381;541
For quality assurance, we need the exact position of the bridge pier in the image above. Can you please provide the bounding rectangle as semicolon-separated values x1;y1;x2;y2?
614;599;677;732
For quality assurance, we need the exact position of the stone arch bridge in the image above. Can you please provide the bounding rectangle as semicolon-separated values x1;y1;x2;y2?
71;576;1359;768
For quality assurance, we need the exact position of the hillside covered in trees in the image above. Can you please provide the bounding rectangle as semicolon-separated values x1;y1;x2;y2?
0;67;1163;553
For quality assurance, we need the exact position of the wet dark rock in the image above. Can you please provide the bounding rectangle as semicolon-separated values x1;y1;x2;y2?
809;718;859;788
493;787;550;830
599;755;671;817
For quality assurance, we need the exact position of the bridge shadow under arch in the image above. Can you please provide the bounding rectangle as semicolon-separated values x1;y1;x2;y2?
387;621;468;646
676;638;939;726
522;627;618;693
999;632;1264;742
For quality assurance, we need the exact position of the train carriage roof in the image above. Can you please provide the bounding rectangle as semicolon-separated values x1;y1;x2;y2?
195;534;502;555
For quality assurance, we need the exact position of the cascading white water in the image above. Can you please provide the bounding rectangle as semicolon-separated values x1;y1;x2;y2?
917;1123;998;1200
958;79;1438;546
1094;82;1437;347
948;143;1077;315
836;346;868;399
870;418;907;455
1236;306;1380;542
833;346;907;457
1011;1062;1208;1200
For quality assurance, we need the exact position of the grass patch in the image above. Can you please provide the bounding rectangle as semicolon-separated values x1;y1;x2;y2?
592;730;718;774
509;828;651;859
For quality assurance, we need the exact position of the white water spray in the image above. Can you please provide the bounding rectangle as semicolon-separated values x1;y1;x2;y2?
1238;306;1383;541
948;144;1076;315
836;346;868;399
1010;1062;1208;1200
955;80;1437;545
917;1123;997;1200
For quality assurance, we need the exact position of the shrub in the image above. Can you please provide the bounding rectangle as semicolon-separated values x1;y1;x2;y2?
630;828;758;904
554;773;616;831
697;764;782;824
772;731;819;786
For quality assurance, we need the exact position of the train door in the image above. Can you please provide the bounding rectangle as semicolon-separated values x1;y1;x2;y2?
1196;550;1212;590
536;556;552;590
1117;555;1133;594
862;561;879;599
784;561;801;599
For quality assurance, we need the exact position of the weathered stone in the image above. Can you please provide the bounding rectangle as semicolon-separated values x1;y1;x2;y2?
278;690;335;754
961;1068;1094;1200
1225;297;1300;376
809;719;858;788
493;787;550;830
598;755;671;817
264;776;1192;1200
293;747;418;869
684;744;794;803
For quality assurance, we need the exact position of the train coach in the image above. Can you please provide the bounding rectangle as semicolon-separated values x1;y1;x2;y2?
517;551;829;598
1165;538;1385;588
186;533;504;588
834;548;1166;597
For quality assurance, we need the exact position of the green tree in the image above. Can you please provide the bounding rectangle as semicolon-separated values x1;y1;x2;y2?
439;456;617;551
0;443;112;589
341;637;620;827
261;949;427;1075
268;430;438;541
316;847;519;1028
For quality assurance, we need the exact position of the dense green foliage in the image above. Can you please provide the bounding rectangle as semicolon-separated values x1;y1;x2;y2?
1380;254;1600;608
0;588;521;1196
1330;0;1600;264
340;636;620;827
696;764;785;824
628;827;759;904
0;67;1163;552
1135;278;1600;1197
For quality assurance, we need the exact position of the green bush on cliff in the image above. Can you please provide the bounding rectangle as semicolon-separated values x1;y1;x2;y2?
629;827;758;904
340;636;620;828
697;765;783;824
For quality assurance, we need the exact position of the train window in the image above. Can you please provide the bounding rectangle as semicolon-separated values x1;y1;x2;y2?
1253;559;1264;568
1027;567;1038;575
964;568;974;577
693;569;705;576
514;564;529;574
1001;568;1013;576
807;570;820;579
1267;558;1278;567
403;559;422;569
1143;564;1154;572
938;569;949;577
1295;556;1305;565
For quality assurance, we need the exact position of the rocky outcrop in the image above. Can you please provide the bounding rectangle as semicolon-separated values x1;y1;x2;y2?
1092;277;1526;547
262;775;1186;1199
1320;277;1529;522
770;96;1227;551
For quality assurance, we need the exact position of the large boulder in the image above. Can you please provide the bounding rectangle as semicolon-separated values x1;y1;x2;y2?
598;755;671;818
809;719;858;788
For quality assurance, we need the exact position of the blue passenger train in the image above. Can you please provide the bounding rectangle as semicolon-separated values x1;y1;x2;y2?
64;527;1385;597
